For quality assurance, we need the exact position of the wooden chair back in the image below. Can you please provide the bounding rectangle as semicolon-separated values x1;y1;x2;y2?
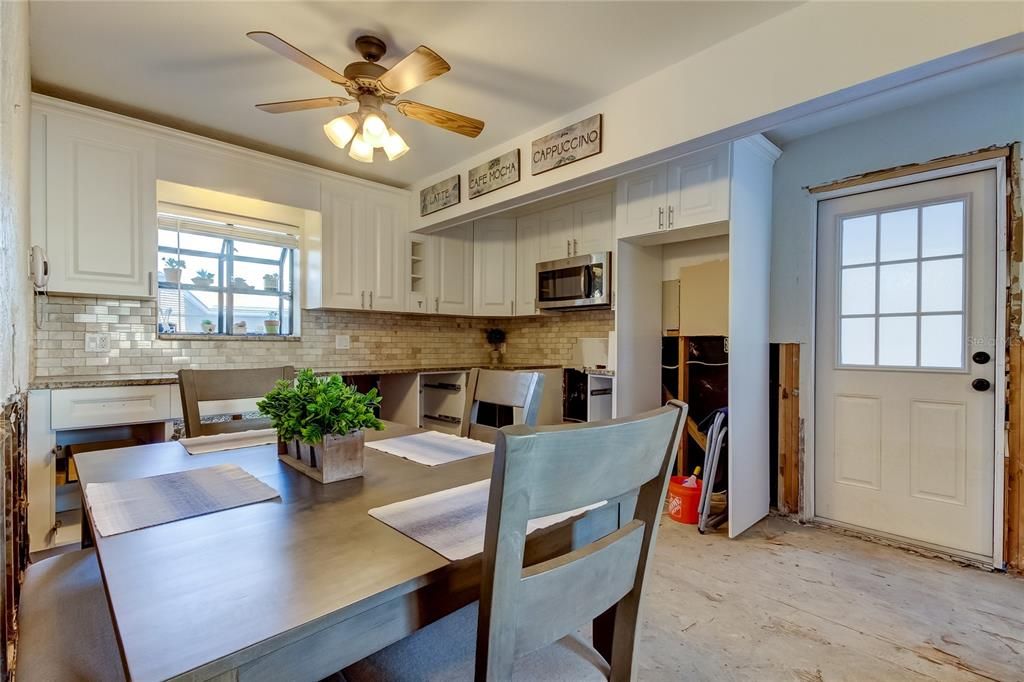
460;369;544;443
477;401;687;681
177;366;295;437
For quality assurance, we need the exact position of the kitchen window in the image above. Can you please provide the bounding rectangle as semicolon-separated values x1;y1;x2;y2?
156;209;299;336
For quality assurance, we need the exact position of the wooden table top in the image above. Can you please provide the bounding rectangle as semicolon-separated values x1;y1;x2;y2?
75;423;494;682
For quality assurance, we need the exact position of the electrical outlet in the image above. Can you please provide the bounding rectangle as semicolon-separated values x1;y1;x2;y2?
85;333;111;353
335;334;351;350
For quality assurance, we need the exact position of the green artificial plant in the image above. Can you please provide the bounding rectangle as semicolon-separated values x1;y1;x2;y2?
257;368;383;445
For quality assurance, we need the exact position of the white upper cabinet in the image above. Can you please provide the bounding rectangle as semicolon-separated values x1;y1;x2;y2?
434;223;474;315
573;193;614;255
665;144;730;230
473;218;516;317
35;111;157;297
616;144;730;240
515;213;541;317
538;204;574;261
319;183;407;311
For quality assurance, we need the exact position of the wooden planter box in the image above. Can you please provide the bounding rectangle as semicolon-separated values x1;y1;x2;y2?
277;430;365;483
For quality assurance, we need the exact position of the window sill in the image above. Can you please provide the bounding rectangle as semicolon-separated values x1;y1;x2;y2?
157;333;302;342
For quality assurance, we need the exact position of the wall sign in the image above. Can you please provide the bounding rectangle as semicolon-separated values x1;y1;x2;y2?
531;114;602;175
419;175;461;216
468;149;521;200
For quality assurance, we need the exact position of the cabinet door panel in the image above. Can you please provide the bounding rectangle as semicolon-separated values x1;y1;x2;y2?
365;194;406;312
573;193;613;255
436;223;474;315
473;218;516;316
44;114;156;297
666;145;730;230
515;214;541;316
615;165;666;240
538;204;574;262
322;186;365;310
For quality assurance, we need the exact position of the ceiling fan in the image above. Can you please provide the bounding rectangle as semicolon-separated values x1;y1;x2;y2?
248;31;485;163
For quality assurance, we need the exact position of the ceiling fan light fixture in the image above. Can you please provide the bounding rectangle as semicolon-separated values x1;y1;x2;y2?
383;128;410;161
348;132;375;163
323;114;358;149
362;112;390;148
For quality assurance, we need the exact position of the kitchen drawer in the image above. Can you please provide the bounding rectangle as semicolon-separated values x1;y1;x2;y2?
50;385;174;430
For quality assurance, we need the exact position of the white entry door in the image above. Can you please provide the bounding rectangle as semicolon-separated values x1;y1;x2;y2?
815;170;997;559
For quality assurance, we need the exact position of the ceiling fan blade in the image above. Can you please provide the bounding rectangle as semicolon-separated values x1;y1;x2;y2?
255;96;352;114
377;46;450;96
394;101;484;138
247;31;352;87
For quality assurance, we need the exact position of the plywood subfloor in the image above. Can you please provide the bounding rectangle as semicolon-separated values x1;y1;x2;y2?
638;516;1024;681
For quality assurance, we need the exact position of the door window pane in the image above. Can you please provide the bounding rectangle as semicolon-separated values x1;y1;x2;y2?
841;266;875;315
841;318;875;366
920;314;963;368
922;201;964;257
841;215;876;265
879;263;917;314
879;208;918;262
878;316;917;366
921;258;963;312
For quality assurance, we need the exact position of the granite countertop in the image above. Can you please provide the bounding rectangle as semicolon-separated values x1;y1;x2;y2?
30;365;563;390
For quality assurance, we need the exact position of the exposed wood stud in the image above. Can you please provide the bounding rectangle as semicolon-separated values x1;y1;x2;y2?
778;344;800;515
1006;143;1023;574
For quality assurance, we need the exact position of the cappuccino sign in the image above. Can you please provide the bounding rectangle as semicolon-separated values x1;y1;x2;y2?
531;114;602;175
419;175;460;216
468;149;520;199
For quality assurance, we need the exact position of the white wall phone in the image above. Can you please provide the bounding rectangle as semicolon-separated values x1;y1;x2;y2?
30;245;48;289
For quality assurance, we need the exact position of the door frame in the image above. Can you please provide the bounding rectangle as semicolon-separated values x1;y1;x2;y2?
805;156;1008;569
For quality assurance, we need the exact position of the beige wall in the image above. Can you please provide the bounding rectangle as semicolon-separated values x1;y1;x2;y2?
33;295;613;378
0;0;32;402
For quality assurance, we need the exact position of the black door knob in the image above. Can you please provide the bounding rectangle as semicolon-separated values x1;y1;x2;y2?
972;351;991;365
972;378;991;392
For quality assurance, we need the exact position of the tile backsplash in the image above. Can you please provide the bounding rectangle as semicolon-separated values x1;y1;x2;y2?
32;295;614;378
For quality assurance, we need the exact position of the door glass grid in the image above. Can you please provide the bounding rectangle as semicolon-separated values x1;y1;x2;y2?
837;200;966;370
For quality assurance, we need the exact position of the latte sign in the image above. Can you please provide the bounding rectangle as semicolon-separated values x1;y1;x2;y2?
468;149;521;199
419;175;460;216
531;114;602;175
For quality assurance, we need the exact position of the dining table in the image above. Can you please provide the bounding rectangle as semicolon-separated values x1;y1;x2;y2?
74;422;618;682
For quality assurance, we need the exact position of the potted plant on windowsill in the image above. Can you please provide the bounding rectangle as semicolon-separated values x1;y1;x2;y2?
201;319;216;334
264;311;280;335
192;269;215;287
257;369;384;482
163;257;186;284
263;273;279;291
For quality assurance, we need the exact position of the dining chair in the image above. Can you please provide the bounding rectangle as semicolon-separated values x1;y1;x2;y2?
459;368;544;443
178;366;295;437
345;400;688;681
16;549;125;681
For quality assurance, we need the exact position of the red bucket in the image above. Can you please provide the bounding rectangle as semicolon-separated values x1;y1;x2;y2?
668;476;703;524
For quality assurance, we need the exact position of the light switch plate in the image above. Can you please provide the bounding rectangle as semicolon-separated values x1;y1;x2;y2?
85;333;111;353
335;334;351;350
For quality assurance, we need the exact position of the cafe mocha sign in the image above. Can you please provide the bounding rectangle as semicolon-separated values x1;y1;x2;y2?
531;114;602;175
419;175;460;216
468;149;520;200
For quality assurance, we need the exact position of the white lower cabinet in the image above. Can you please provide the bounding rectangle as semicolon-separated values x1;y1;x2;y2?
319;182;407;311
33;109;158;297
473;218;516;316
434;223;474;315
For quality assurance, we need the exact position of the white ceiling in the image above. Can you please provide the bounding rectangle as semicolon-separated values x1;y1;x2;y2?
766;51;1024;146
29;1;797;187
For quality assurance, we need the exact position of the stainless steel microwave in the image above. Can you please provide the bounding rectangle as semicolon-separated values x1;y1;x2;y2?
536;252;611;310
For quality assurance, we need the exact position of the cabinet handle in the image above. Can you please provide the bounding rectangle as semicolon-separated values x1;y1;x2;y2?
566;239;571;257
147;271;154;296
361;291;365;309
573;238;578;255
658;207;664;230
435;296;439;313
369;291;373;309
668;206;674;230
